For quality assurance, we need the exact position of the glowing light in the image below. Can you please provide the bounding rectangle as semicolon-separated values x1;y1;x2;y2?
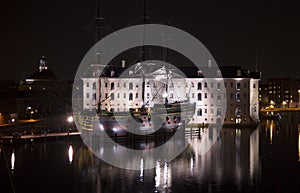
67;116;73;123
270;121;274;144
163;93;168;98
163;161;168;187
155;160;161;189
11;118;15;123
99;124;104;131
139;158;144;182
11;152;15;170
68;145;73;164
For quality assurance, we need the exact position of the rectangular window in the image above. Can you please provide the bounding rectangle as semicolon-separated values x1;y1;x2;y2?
86;93;90;98
205;109;207;114
205;82;207;88
204;93;207;98
192;93;194;98
211;82;214;88
105;93;108;99
236;82;241;90
123;93;126;98
136;93;138;98
111;93;114;100
93;93;96;100
86;82;89;87
117;93;120;98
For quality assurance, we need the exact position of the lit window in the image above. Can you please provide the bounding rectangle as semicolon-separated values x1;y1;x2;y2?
217;83;221;90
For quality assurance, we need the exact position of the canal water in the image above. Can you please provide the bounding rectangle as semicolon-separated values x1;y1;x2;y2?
1;116;300;193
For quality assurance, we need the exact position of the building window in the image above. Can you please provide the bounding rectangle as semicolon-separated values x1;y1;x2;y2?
217;83;221;90
186;93;189;98
197;108;202;116
87;82;89;87
93;93;96;100
211;93;214;98
123;93;126;98
117;93;120;98
170;93;174;98
136;93;138;98
105;82;107;87
235;107;241;117
86;93;90;98
111;82;114;90
236;82;241;90
191;82;194;88
217;108;221;116
117;83;120;87
170;82;174;88
192;93;194;98
129;82;133;90
231;82;233;88
92;82;96;90
205;82;207;88
243;82;247;88
224;83;227;88
217;94;221;101
111;93;114;100
197;82;202;90
211;108;214;114
198;93;202;101
123;83;126;88
205;109;207;114
129;93;133;101
105;93;108;99
211;82;214;88
236;92;241;102
204;93;207;98
253;84;256;88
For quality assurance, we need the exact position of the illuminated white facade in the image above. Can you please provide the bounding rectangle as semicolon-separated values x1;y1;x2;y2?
82;64;260;125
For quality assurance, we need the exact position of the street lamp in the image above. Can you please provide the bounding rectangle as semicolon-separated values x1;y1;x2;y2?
67;116;73;123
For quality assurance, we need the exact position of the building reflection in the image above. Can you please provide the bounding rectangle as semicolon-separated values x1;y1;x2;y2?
298;124;300;162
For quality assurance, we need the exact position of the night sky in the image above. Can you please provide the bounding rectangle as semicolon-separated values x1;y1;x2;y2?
2;0;300;82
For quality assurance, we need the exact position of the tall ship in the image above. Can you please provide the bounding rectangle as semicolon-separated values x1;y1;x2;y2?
95;62;196;135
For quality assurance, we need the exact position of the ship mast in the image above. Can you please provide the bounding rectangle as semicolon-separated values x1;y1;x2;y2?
87;0;103;112
140;0;148;109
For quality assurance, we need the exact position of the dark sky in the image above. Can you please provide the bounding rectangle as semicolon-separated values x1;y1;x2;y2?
2;0;300;82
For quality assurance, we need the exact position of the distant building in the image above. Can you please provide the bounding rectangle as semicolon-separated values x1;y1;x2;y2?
267;78;300;107
259;83;269;107
17;54;72;118
81;61;260;125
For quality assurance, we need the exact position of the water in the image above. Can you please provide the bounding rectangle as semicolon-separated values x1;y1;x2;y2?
1;116;300;193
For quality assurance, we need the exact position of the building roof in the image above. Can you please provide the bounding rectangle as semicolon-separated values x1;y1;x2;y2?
82;63;261;79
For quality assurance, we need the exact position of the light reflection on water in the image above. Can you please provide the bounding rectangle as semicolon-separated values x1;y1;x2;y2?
1;116;300;193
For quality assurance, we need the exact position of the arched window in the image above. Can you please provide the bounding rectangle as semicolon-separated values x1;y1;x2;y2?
111;82;114;90
129;82;133;90
129;93;133;101
197;82;202;90
197;93;202;101
197;108;202;116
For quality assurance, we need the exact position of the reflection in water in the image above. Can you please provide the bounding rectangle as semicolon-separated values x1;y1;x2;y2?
139;158;144;182
298;125;300;162
3;116;300;193
68;145;73;164
11;152;15;170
